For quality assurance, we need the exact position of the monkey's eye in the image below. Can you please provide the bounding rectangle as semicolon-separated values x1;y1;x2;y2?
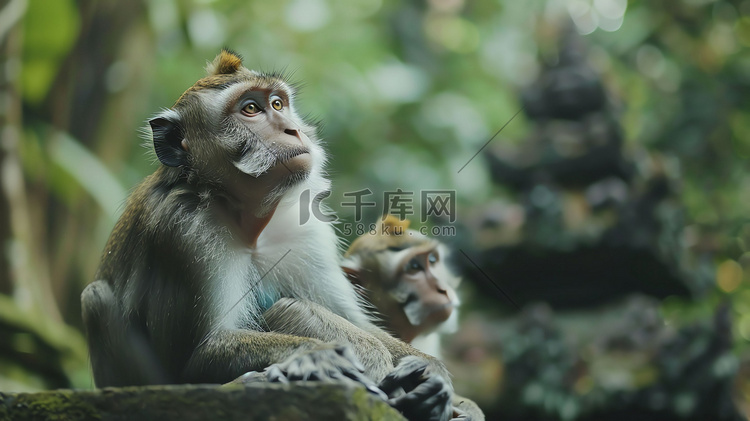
271;98;283;111
405;259;423;272
428;252;438;264
241;102;261;116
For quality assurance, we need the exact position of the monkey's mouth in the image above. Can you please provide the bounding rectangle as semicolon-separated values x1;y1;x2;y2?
276;146;310;163
236;141;309;160
233;140;311;178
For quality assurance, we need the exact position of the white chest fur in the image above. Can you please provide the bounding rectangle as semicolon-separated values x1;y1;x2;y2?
210;201;367;332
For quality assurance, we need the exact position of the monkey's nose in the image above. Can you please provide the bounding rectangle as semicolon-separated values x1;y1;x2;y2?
284;128;305;145
284;128;300;138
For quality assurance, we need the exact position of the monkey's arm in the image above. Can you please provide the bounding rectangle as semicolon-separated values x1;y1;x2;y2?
182;324;384;390
263;297;395;381
186;328;387;395
186;317;385;396
183;328;326;383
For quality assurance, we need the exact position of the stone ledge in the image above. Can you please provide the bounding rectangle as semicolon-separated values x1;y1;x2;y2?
0;382;405;421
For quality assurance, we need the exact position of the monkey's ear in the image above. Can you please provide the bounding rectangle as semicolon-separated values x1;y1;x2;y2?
150;117;187;167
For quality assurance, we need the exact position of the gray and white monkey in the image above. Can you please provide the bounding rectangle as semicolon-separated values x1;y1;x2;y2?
81;50;482;420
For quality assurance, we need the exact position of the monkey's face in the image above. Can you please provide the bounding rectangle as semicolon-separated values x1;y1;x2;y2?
221;84;316;181
343;220;462;340
390;245;459;331
149;50;325;203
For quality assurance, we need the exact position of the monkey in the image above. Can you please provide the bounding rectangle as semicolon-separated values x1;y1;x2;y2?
81;49;465;421
342;215;461;358
342;216;484;420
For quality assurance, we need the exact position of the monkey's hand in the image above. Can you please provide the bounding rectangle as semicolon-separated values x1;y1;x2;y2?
379;356;453;421
264;343;387;399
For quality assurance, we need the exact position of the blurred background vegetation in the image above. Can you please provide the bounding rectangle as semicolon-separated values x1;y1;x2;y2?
1;0;750;419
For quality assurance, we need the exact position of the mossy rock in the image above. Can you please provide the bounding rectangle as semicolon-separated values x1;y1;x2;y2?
0;382;405;421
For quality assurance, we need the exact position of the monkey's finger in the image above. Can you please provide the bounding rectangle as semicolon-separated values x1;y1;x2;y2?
378;376;403;396
365;384;389;401
303;359;346;381
389;395;450;421
330;369;389;401
310;366;337;382
379;365;427;395
285;359;305;380
345;373;387;400
388;376;450;419
265;366;289;384
389;376;445;406
336;364;371;384
303;370;323;382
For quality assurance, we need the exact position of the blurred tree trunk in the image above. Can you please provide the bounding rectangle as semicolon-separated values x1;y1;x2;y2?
0;0;61;320
0;0;21;295
25;0;147;321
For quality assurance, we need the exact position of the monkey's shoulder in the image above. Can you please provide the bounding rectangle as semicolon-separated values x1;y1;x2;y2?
96;168;205;281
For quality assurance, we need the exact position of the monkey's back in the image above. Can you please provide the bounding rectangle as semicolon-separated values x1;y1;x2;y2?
93;166;213;382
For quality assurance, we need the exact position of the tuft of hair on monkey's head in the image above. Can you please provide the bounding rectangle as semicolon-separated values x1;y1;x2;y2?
345;215;432;259
207;49;244;75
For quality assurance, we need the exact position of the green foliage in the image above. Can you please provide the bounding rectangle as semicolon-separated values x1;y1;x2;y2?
7;0;750;404
21;0;79;104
